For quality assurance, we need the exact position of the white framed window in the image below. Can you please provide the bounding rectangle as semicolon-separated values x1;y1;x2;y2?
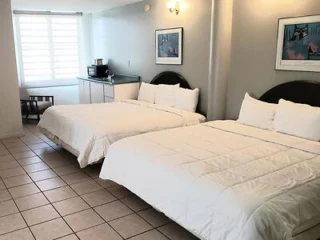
14;12;82;88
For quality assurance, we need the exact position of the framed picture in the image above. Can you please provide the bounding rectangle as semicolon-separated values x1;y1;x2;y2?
156;27;183;65
276;15;320;72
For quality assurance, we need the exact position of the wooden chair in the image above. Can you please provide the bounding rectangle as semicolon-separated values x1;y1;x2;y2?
21;95;54;122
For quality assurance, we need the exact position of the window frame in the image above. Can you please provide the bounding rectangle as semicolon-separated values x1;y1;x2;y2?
13;11;83;88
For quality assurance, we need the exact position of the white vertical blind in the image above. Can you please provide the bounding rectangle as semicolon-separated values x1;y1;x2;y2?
14;14;81;87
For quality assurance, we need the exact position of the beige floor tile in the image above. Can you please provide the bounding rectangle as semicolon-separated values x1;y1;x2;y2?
23;162;50;173
57;234;78;240
34;147;56;156
121;196;150;212
158;222;198;240
0;160;20;170
4;142;25;149
81;167;101;179
21;137;43;145
0;228;34;240
28;142;50;151
53;196;90;216
2;138;22;144
3;174;32;188
8;146;30;154
39;153;67;167
0;189;11;202
95;178;118;189
18;156;43;166
0;155;15;163
129;230;168;240
58;150;78;162
53;164;81;176
13;151;36;160
43;158;70;168
0;167;25;178
0;200;19;217
0;179;5;190
30;218;72;240
0;149;11;158
70;180;103;195
0;213;27;235
81;189;116;207
109;214;152;239
44;186;77;203
138;208;171;228
94;200;133;222
64;209;104;232
36;177;66;191
61;172;91;185
108;185;133;199
9;183;40;198
29;169;57;182
22;204;60;226
2;138;21;144
15;192;49;211
77;223;122;240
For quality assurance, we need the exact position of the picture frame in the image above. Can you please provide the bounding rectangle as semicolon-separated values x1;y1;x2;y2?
156;27;183;65
275;15;320;72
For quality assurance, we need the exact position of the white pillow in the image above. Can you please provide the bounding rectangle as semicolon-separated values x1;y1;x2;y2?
138;82;157;103
273;99;320;141
155;84;180;107
237;93;277;130
175;88;199;112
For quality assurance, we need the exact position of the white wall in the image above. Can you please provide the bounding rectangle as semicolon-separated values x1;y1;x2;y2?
92;0;212;114
0;0;23;139
20;86;80;105
226;0;320;119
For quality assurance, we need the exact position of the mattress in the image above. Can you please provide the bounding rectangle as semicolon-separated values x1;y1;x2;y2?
100;120;320;240
38;100;205;168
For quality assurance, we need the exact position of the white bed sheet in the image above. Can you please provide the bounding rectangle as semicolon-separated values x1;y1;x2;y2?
38;100;205;168
100;120;320;240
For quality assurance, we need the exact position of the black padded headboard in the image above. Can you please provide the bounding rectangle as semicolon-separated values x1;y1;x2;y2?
150;71;191;89
259;80;320;107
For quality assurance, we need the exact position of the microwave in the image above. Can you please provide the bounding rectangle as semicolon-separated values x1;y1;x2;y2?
87;65;109;78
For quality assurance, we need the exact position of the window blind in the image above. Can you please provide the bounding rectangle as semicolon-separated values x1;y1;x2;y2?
14;13;81;87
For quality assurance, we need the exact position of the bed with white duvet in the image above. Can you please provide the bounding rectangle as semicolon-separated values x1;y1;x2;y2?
100;120;320;240
100;81;320;240
38;99;205;168
38;72;205;167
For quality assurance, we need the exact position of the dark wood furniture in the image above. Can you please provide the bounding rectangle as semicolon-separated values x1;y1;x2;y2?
21;95;54;122
150;71;191;89
259;80;320;107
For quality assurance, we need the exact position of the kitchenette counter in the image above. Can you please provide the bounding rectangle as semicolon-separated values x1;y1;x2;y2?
78;74;140;104
78;74;140;85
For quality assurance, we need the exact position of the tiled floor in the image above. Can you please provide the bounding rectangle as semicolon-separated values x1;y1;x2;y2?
0;124;199;240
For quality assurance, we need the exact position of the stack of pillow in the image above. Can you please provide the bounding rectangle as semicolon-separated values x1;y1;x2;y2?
137;82;200;113
238;93;320;141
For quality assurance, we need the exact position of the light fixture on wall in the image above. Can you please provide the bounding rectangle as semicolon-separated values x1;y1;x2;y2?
144;4;151;12
167;0;181;15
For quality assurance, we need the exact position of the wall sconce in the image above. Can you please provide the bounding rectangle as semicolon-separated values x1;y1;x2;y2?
167;1;181;15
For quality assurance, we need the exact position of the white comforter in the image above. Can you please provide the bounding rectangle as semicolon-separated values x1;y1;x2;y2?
100;120;320;240
38;100;205;168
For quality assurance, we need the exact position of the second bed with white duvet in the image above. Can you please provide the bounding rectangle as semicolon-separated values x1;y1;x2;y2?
100;120;320;240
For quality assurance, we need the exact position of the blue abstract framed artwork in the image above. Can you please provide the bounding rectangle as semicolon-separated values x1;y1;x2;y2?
276;15;320;72
156;27;183;65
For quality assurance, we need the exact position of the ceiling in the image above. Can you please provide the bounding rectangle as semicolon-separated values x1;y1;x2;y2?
11;0;143;13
